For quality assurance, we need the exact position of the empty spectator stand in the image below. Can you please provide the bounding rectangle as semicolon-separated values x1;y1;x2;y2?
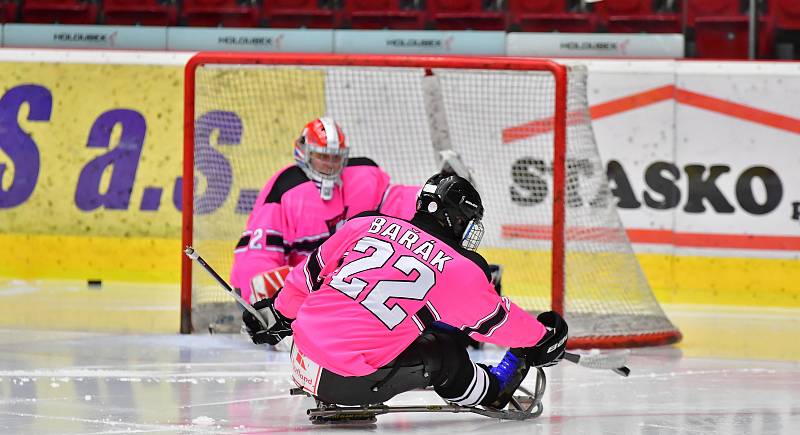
427;0;506;31
21;0;99;24
773;0;800;31
771;0;800;58
341;0;426;30
507;0;597;33
1;0;16;22
594;0;681;33
687;0;773;59
263;0;340;28
182;0;261;27
102;0;178;26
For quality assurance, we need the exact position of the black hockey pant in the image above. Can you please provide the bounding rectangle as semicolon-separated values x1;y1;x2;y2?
314;330;499;407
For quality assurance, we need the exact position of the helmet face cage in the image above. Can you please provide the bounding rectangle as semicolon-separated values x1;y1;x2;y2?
417;174;485;251
460;218;485;251
293;118;349;182
302;143;349;180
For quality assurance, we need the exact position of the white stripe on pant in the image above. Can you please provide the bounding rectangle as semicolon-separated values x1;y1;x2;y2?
443;362;489;407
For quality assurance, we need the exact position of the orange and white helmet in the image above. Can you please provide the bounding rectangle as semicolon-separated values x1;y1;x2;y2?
293;117;349;184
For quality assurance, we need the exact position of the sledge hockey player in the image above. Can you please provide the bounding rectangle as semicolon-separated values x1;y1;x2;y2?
242;173;568;411
230;117;420;305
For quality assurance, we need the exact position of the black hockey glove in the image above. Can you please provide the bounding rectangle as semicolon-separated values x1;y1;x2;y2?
512;311;568;368
242;295;293;346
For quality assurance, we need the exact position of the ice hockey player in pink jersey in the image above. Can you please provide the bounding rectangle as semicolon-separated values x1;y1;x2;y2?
230;117;419;304
242;173;568;410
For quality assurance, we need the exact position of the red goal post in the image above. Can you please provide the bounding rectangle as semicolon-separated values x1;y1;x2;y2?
181;52;681;349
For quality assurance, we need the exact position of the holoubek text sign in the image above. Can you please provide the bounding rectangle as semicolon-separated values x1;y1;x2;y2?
3;24;166;49
506;32;684;58
167;28;333;52
335;30;506;55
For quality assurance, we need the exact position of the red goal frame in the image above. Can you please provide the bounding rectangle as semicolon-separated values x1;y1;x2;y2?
181;53;567;336
181;52;679;349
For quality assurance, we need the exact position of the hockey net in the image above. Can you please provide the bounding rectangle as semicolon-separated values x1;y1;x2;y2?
182;53;681;348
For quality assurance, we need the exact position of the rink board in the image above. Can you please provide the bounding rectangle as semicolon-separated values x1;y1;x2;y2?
1;51;800;332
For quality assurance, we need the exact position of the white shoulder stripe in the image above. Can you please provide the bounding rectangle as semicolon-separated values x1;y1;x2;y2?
411;315;425;332
316;249;326;269
426;301;441;321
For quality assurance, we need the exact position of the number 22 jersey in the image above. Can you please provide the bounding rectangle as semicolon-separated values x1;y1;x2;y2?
274;211;547;377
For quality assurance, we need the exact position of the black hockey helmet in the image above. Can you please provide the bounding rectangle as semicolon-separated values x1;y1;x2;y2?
416;173;485;250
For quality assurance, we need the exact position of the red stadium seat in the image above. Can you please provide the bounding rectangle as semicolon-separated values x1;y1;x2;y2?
1;0;17;23
686;0;774;59
693;16;744;58
263;0;339;29
182;0;260;27
594;0;681;33
693;17;775;59
774;0;800;31
342;0;425;30
686;0;740;26
102;0;178;26
21;0;98;24
428;0;506;31
507;0;596;33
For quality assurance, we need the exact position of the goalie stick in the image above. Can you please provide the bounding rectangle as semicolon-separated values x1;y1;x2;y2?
183;246;269;330
564;350;631;377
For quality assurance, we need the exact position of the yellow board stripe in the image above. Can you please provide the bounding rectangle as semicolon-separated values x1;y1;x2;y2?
481;248;800;308
0;234;798;334
0;279;179;332
638;253;800;307
1;234;798;307
0;234;180;282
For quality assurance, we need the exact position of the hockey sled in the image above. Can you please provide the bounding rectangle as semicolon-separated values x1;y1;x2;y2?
290;367;546;424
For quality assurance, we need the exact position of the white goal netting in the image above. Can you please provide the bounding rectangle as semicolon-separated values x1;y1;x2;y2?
184;56;681;348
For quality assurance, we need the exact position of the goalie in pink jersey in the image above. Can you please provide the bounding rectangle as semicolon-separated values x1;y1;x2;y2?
242;173;568;410
229;117;420;304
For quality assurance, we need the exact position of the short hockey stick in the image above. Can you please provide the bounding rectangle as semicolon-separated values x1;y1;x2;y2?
564;351;631;377
184;246;268;329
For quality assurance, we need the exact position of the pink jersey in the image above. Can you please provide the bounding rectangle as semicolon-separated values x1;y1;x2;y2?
275;212;547;377
230;158;417;300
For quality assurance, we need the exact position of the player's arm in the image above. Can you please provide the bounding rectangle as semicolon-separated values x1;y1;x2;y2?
230;210;289;302
465;284;567;367
509;311;568;368
230;180;291;302
434;268;567;366
272;247;325;319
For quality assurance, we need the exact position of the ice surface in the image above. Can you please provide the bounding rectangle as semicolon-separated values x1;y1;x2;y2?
0;306;798;434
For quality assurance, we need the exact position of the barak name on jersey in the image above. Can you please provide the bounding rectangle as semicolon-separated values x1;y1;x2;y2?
367;217;453;273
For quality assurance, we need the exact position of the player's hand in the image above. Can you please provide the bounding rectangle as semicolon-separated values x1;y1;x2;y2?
249;266;292;302
242;295;293;345
512;311;568;367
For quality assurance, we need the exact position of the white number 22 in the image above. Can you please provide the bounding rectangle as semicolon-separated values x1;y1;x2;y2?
329;237;436;329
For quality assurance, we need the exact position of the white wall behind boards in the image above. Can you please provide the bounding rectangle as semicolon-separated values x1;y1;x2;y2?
566;59;800;259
